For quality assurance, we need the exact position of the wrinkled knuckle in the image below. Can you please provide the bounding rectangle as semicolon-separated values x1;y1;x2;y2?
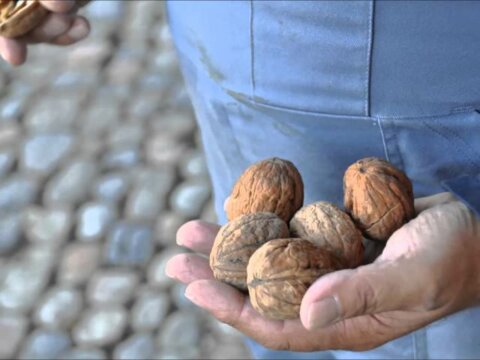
217;302;245;330
356;274;378;314
420;275;445;311
422;288;449;312
422;295;442;311
328;322;349;349
261;338;291;351
422;208;444;225
215;312;237;328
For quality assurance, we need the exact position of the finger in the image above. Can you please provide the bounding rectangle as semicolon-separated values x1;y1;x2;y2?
185;280;287;347
39;0;76;13
414;192;456;213
176;220;220;255
186;279;345;351
50;16;90;45
188;278;441;352
24;14;74;43
0;37;27;65
165;253;213;283
300;259;424;330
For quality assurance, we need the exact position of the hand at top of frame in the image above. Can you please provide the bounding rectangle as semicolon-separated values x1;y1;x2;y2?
0;0;91;66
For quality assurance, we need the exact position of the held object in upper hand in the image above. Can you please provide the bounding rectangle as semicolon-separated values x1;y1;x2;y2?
0;0;89;38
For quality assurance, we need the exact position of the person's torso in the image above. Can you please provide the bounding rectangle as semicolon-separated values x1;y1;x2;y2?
167;2;480;359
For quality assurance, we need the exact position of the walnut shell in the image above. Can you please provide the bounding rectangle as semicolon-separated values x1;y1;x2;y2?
0;0;47;38
247;238;340;320
344;157;415;242
0;0;90;38
226;158;304;223
290;201;364;268
210;212;289;290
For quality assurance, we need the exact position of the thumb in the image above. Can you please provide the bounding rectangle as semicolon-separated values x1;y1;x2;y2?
0;37;26;66
300;259;423;330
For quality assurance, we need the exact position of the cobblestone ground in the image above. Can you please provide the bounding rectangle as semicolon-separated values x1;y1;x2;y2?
0;1;251;359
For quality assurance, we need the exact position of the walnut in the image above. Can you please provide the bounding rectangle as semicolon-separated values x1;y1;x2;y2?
210;212;289;290
226;158;304;223
290;201;364;268
0;0;90;38
247;238;340;320
344;157;415;242
0;0;47;37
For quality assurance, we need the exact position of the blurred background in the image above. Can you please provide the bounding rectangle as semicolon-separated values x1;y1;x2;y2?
0;1;251;359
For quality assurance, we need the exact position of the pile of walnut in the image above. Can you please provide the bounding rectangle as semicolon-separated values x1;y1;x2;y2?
210;157;415;321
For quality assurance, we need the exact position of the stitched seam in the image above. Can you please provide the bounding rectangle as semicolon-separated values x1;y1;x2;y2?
250;0;256;95
452;105;477;114
222;84;480;122
376;117;390;162
365;0;375;116
423;121;478;172
390;121;406;172
413;332;418;360
453;103;480;113
421;120;480;173
436;123;480;171
376;107;480;121
415;329;428;360
222;87;372;120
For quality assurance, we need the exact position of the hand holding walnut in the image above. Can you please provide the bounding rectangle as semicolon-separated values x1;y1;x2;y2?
166;193;480;351
300;192;480;346
0;0;90;65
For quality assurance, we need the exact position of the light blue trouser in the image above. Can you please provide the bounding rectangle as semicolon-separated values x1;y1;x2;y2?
166;1;480;358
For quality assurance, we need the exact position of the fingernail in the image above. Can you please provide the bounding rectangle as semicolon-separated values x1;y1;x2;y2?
184;287;199;306
175;228;185;246
175;235;183;246
68;21;88;41
164;260;174;279
306;297;341;329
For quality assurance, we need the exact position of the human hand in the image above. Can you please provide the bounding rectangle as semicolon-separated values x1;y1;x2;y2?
166;192;480;351
0;0;90;65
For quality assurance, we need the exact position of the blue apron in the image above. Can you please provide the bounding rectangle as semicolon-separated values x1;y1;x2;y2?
166;1;480;358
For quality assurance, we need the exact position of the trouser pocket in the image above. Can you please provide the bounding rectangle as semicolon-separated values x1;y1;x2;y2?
379;110;480;197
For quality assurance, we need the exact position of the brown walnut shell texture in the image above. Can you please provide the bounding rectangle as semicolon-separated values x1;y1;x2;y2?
226;158;304;223
0;0;90;38
210;212;289;290
290;201;364;268
0;0;47;37
344;157;415;242
247;238;340;320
